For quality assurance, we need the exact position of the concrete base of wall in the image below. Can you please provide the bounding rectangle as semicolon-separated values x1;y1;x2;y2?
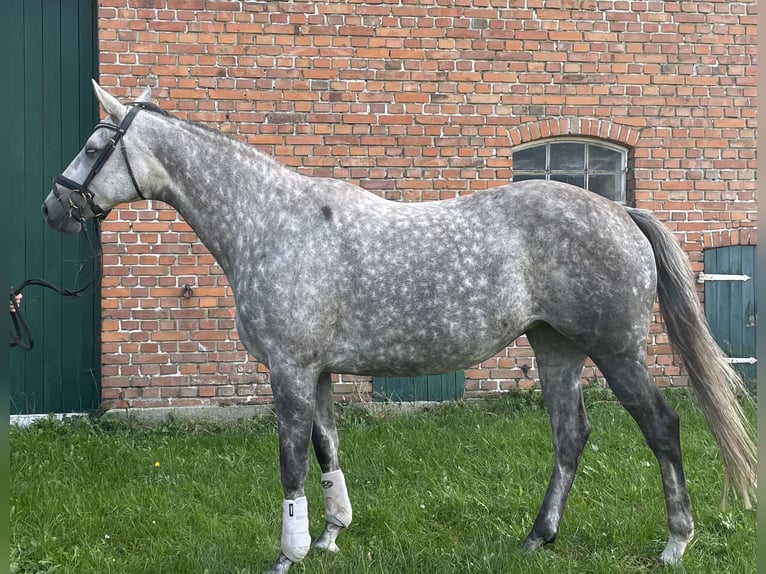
102;404;276;424
101;400;456;425
13;392;541;427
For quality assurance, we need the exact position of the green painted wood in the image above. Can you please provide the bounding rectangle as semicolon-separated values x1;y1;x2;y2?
8;0;28;406
8;0;100;415
61;2;81;412
17;0;46;413
727;247;743;360
704;247;725;353
738;247;756;385
703;246;757;388
740;247;756;357
78;0;101;411
373;371;466;402
42;0;65;414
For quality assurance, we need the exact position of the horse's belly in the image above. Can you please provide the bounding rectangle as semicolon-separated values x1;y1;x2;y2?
324;309;527;377
324;344;501;378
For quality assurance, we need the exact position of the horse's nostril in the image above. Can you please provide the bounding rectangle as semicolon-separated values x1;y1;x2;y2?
41;203;49;217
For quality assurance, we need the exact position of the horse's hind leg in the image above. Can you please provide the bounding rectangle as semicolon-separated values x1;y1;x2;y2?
594;355;693;564
311;372;352;553
522;324;589;550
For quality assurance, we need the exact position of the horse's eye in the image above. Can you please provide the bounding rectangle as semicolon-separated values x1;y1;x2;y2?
85;147;99;157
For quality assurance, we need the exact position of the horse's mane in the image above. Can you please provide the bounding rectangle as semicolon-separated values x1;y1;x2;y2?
147;104;284;168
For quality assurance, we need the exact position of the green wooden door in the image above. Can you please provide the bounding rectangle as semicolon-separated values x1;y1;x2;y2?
8;0;101;415
372;371;466;402
702;246;757;392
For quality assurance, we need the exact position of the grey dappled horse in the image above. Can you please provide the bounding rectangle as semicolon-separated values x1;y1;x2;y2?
43;83;755;572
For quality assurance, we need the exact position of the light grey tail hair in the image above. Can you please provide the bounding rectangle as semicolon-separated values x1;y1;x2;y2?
627;207;756;509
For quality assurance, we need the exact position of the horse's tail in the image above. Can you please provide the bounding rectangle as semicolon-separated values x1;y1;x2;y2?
626;207;756;509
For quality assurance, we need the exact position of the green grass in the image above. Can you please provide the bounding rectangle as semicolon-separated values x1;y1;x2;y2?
10;389;755;573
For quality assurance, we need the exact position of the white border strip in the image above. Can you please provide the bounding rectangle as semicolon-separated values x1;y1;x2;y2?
10;412;86;428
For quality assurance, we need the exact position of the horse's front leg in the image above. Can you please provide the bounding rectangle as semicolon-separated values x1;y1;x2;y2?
311;373;352;553
265;363;318;574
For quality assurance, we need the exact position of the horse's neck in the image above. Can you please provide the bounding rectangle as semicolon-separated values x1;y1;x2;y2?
151;119;298;280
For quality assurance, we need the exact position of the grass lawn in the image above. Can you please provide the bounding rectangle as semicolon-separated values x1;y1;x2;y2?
10;388;755;574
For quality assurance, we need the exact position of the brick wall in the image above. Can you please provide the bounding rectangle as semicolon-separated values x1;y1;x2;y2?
96;0;757;409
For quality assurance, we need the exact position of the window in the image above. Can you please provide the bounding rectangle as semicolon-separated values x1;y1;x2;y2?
512;139;628;204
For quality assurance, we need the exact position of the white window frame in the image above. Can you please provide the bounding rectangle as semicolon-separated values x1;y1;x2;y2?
511;137;629;204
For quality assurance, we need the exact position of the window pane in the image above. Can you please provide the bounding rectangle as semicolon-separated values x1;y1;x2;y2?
512;146;546;171
588;145;622;172
551;173;585;188
512;173;546;182
549;142;585;171
589;173;623;201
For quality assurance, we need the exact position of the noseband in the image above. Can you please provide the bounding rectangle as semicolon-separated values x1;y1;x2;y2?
53;101;169;223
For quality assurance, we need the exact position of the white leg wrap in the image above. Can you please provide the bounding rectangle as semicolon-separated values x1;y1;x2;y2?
281;497;311;563
320;470;352;528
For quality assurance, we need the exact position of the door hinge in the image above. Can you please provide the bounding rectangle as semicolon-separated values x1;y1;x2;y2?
697;273;751;283
725;357;757;365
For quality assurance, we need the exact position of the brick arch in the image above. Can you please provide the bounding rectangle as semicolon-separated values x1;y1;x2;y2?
701;228;757;249
507;118;642;149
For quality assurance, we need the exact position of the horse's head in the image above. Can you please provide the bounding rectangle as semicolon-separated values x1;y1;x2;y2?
42;81;158;232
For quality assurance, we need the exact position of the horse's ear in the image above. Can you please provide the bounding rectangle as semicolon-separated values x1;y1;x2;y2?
91;80;125;120
136;85;152;104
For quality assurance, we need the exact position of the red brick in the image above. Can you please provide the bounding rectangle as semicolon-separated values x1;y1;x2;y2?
97;0;755;406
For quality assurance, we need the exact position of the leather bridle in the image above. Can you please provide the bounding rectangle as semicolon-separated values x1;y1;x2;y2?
52;101;169;223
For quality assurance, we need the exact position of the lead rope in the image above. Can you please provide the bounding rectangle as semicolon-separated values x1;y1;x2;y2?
10;220;103;350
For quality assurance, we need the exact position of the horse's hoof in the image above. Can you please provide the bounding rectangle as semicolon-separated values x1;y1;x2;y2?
658;531;692;565
658;551;682;566
521;530;555;552
313;523;343;553
520;537;543;552
264;553;293;574
313;537;340;553
658;540;687;565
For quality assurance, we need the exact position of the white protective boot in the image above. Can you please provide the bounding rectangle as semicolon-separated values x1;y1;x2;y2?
281;496;311;563
320;469;352;527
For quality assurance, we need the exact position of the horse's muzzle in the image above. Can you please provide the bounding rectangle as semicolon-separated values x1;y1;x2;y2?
42;190;83;233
